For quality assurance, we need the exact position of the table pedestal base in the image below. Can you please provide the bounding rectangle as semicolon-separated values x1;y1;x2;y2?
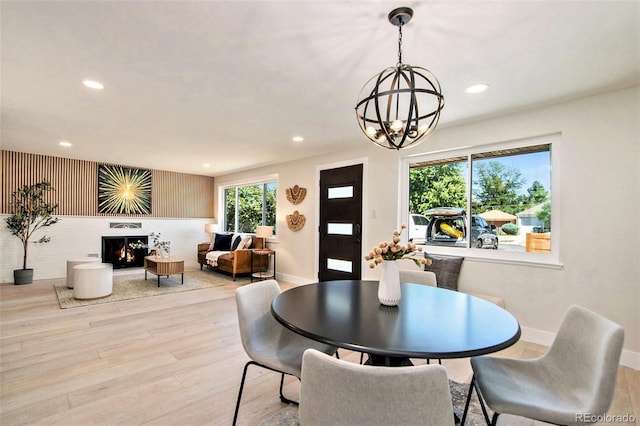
365;354;413;367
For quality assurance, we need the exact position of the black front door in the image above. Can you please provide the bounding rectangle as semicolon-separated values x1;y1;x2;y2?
318;164;363;281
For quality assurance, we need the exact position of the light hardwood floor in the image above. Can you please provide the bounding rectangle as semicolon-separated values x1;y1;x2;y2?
1;272;638;425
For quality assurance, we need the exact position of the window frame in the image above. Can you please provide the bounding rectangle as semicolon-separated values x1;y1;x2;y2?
218;174;278;239
399;134;562;268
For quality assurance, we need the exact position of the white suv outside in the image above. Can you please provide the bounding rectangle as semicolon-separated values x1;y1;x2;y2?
408;213;429;244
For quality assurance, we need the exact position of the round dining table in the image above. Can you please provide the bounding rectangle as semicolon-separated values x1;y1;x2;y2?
271;280;521;366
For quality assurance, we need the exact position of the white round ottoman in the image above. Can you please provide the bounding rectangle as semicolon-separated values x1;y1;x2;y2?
73;263;113;300
67;257;101;289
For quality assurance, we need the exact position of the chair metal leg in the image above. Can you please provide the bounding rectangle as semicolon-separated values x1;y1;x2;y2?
461;376;475;426
490;412;500;426
233;360;255;426
461;375;499;426
234;361;299;426
278;373;299;405
473;375;495;426
474;379;493;426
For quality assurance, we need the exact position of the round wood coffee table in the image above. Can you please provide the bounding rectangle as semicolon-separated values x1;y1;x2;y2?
144;256;185;287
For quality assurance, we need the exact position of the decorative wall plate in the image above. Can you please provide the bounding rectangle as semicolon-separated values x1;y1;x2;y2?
286;210;306;232
285;185;307;205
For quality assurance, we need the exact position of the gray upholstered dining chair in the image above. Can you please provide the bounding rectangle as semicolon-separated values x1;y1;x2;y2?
233;280;337;426
399;268;437;287
300;348;455;426
462;304;624;426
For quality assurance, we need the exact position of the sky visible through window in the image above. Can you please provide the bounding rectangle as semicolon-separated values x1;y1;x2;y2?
472;151;551;195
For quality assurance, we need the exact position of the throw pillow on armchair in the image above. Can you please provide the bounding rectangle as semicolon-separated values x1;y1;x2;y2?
423;254;464;291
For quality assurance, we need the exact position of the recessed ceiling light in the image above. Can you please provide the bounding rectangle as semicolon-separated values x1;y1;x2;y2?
202;163;210;167
59;141;72;147
83;79;104;90
465;84;489;94
292;136;304;142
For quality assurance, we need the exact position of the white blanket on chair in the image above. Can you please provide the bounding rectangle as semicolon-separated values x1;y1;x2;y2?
205;251;228;267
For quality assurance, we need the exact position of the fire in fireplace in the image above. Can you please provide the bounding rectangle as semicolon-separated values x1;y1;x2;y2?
101;236;149;269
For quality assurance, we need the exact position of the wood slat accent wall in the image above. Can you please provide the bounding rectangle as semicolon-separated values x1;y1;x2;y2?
1;151;215;218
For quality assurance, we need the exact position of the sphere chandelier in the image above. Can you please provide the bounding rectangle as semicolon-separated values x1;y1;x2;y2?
355;7;445;150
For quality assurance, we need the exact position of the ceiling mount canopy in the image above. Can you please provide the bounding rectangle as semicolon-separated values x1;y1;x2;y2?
355;7;445;150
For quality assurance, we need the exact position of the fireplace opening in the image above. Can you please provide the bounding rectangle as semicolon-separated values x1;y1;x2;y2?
102;236;148;269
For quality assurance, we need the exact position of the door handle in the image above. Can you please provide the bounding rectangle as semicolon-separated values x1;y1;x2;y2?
354;224;361;243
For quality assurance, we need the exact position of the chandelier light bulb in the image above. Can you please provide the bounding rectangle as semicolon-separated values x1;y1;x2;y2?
366;126;377;137
390;120;404;132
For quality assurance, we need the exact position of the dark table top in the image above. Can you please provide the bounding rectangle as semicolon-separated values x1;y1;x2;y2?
271;280;521;360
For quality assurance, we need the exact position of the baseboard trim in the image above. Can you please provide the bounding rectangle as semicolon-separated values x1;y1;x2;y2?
275;272;315;286
620;350;640;370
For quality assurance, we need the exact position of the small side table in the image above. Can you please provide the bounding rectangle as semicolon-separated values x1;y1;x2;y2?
144;256;185;287
251;249;276;282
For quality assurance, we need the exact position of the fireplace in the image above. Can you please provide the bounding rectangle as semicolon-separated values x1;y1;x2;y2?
102;236;148;269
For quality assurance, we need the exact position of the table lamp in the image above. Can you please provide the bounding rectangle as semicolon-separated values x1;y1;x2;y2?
256;226;274;241
205;222;217;242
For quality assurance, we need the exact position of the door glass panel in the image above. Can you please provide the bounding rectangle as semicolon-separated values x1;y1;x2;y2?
328;186;354;199
327;258;353;273
327;223;353;235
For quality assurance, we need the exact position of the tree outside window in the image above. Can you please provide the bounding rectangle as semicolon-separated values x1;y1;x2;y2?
224;182;276;234
409;162;466;214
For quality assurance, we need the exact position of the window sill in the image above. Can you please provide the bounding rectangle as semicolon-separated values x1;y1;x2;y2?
422;246;563;270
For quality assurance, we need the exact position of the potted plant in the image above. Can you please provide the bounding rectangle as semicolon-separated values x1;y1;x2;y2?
4;181;60;284
149;232;170;257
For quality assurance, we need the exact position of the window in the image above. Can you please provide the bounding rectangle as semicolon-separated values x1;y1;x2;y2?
223;180;277;234
404;136;556;263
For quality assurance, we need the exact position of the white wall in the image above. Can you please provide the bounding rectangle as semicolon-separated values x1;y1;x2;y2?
215;87;640;367
0;216;213;283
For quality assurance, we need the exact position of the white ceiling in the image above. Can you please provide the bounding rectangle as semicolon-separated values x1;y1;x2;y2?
2;1;639;176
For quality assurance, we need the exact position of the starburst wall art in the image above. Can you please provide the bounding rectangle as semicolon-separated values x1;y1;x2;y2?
98;164;152;215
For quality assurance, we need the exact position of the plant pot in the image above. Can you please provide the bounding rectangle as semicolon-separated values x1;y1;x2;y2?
14;269;34;285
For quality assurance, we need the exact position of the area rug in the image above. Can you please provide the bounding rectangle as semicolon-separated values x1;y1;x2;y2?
261;380;490;425
54;270;243;309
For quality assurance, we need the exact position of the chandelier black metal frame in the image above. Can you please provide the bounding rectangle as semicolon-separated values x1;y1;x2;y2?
355;7;445;150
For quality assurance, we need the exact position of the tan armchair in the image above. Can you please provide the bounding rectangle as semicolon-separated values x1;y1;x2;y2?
197;236;265;280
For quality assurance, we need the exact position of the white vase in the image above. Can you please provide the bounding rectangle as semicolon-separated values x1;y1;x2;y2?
378;260;401;306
